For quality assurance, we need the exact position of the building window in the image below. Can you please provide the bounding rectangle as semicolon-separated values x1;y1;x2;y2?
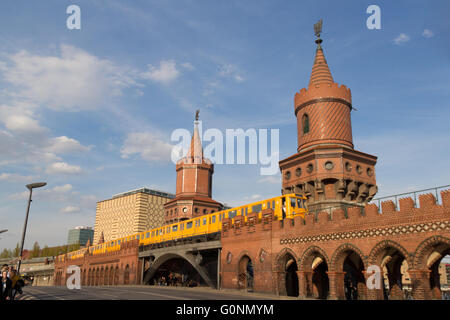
302;114;310;134
295;167;302;177
307;163;314;173
324;161;334;170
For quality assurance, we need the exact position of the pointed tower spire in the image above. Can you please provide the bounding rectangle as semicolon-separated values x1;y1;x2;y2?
309;19;334;87
98;231;104;244
185;110;204;163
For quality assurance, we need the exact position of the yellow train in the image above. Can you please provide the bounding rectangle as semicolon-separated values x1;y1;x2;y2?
64;193;307;260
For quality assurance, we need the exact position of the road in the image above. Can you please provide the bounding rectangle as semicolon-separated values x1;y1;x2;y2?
17;285;292;300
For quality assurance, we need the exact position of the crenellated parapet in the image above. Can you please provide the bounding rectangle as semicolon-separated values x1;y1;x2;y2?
222;190;450;241
294;83;352;117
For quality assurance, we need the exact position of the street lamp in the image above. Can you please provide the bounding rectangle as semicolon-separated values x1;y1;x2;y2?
17;182;47;275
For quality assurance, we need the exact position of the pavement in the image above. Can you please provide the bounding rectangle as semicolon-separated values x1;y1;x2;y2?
15;285;300;300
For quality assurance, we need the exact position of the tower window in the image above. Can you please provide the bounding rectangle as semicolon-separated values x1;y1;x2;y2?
302;114;310;134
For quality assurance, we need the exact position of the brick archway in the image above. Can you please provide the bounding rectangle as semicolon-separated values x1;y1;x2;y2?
237;254;254;291
331;243;367;300
412;236;450;299
368;240;411;300
275;247;299;297
299;245;330;299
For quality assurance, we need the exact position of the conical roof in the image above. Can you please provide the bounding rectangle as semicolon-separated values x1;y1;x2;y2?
308;46;334;87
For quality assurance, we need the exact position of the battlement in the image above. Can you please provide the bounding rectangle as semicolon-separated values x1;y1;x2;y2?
294;82;352;114
221;189;450;239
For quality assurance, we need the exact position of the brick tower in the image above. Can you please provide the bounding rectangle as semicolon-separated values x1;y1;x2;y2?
164;111;222;224
279;21;378;212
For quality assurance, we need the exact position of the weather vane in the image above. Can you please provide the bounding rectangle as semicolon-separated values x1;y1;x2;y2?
195;109;200;121
314;19;323;48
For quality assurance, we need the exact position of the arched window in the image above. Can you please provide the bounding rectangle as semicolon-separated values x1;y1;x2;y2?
302;114;310;134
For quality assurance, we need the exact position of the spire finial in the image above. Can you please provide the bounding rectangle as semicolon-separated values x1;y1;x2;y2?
195;109;200;122
314;19;323;49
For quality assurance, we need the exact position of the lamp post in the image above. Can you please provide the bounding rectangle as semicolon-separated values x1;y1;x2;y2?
17;182;46;275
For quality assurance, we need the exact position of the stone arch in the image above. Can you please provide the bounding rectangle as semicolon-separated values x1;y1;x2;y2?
368;240;411;300
109;265;114;285
299;245;330;271
331;243;367;300
123;264;130;285
275;247;299;297
412;236;450;299
299;245;330;299
114;265;119;285
368;240;411;266
144;252;216;288
104;266;109;285
331;243;368;272
413;236;450;269
237;254;254;291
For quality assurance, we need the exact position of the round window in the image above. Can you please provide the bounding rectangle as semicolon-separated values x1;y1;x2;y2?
345;162;352;172
295;167;302;177
324;161;334;170
284;171;291;180
356;165;362;174
307;163;314;173
367;168;373;176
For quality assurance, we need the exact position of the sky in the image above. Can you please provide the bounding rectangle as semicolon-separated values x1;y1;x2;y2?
0;0;449;251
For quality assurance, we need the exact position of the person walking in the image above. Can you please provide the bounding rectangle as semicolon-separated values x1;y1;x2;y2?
0;270;12;301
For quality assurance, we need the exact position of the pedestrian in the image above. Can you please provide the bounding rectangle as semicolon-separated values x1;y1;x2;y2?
0;270;12;301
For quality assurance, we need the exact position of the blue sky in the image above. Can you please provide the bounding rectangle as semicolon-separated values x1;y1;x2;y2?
0;0;449;250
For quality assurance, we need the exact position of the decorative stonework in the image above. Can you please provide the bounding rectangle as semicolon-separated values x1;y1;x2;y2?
280;220;450;245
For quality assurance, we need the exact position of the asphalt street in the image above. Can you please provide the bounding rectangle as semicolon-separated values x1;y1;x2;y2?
16;285;293;300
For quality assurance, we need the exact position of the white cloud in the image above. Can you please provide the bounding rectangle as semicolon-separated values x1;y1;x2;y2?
0;44;138;111
0;173;34;183
46;136;92;154
120;132;173;162
60;206;80;214
45;162;83;175
257;175;280;184
218;63;244;82
181;62;195;70
393;33;410;45
141;60;180;84
422;29;434;38
52;184;73;193
3;114;47;134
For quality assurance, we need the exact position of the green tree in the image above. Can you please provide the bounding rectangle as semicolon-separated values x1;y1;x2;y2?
13;243;20;257
31;241;40;258
0;248;11;258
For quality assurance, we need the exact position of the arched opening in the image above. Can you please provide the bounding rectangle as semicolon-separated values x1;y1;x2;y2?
104;267;109;286
238;255;254;291
114;266;119;285
414;238;450;300
302;113;310;134
312;257;329;299
150;257;206;287
343;252;365;300
277;251;299;297
109;265;114;286
123;265;130;285
380;249;408;300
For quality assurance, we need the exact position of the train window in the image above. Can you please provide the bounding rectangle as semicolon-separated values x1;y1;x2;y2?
252;204;262;213
136;235;140;240
290;198;296;208
267;202;270;209
272;201;275;209
181;223;184;231
228;210;237;219
297;198;302;208
172;225;178;232
118;240;121;245
203;218;207;225
151;231;155;237
160;229;164;235
212;215;216;223
245;207;248;216
146;232;150;238
187;221;193;229
219;214;222;222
